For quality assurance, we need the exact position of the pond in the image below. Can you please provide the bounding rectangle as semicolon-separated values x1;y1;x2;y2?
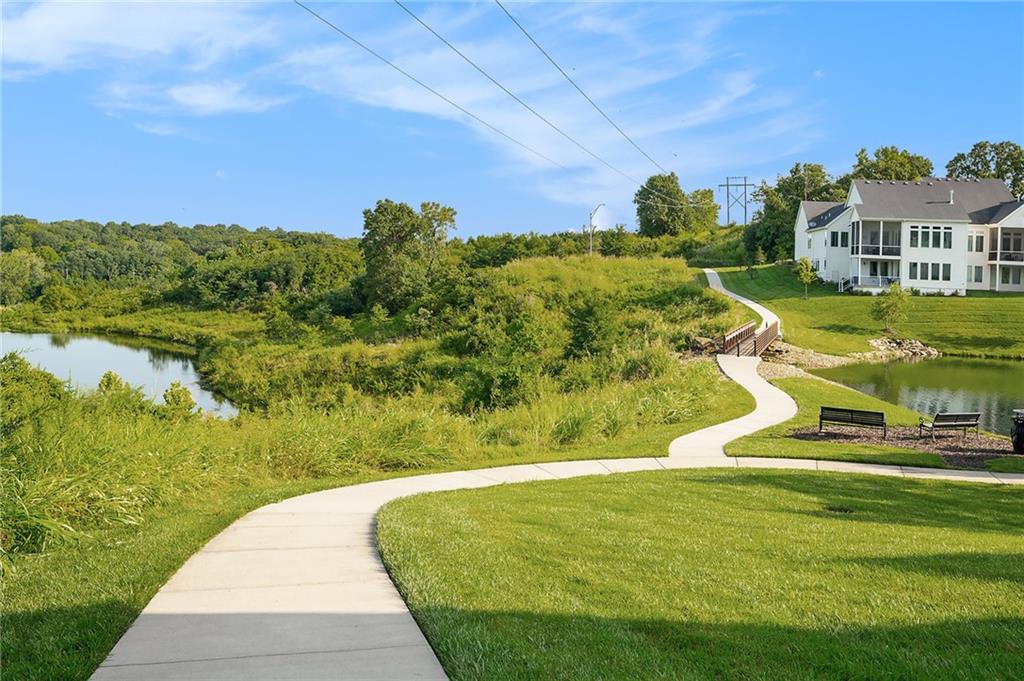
1;331;237;417
814;357;1024;436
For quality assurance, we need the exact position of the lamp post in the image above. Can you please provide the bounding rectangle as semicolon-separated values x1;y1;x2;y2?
587;203;605;256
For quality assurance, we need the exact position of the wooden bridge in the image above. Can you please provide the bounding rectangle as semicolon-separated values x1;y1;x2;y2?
721;320;779;357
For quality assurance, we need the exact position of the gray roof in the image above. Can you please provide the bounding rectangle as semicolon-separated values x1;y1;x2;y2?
978;200;1024;225
801;201;845;229
852;177;1013;223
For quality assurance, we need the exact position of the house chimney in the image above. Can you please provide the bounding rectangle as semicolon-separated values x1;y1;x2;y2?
949;189;955;205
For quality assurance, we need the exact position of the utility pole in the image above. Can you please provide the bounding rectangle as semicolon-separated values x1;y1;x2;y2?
587;203;605;255
718;176;758;225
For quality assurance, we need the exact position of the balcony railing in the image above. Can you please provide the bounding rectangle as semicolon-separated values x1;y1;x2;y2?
852;244;901;256
851;275;900;288
989;250;1024;262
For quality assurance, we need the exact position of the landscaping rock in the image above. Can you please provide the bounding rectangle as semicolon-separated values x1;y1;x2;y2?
762;340;853;369
853;337;941;362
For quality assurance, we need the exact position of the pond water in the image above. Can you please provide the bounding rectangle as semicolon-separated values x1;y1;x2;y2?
814;357;1024;435
1;331;237;417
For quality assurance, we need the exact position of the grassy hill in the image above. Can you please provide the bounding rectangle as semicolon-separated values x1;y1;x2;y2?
717;264;1024;358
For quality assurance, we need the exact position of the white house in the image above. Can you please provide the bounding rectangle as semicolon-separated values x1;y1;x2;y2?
794;177;1024;294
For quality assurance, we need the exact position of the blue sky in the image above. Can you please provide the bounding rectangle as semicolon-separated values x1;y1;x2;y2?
3;1;1022;237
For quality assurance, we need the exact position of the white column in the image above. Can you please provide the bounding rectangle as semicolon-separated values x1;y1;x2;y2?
996;226;1002;292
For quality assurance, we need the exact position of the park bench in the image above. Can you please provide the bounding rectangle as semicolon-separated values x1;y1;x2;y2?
819;406;887;438
919;412;981;440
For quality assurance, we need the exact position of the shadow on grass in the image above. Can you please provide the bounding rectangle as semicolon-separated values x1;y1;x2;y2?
416;608;1023;680
9;607;1022;681
853;552;1024;587
689;470;1024;534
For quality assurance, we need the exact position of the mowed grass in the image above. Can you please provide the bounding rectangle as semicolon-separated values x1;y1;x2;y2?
717;264;1024;358
378;469;1024;680
726;376;945;467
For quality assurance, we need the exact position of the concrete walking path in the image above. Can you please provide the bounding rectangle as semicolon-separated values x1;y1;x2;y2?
91;273;1024;680
703;267;780;333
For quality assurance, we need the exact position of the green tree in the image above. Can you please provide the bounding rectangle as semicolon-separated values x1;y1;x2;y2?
162;381;196;418
871;282;909;334
0;250;47;305
635;173;687;236
843;146;933;182
745;163;842;261
599;225;628;256
360;199;456;312
97;371;128;393
795;257;817;299
38;283;80;312
946;140;1024;197
635;175;720;236
566;293;621;358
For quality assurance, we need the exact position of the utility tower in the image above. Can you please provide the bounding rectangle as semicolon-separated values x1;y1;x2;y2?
718;176;757;225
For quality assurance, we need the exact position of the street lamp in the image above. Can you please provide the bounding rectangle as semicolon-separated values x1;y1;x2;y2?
587;203;605;256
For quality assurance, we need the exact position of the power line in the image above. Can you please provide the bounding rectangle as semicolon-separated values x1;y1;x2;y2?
393;0;655;197
292;0;564;170
493;0;667;174
294;1;712;210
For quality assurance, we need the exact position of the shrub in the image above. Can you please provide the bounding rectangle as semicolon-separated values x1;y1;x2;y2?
162;382;196;418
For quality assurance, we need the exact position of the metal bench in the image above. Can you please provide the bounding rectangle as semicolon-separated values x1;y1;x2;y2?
819;406;887;438
919;412;981;440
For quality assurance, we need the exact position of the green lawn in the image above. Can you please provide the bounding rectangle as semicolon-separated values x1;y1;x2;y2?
378;469;1024;680
988;457;1024;473
717;264;1024;358
725;376;946;467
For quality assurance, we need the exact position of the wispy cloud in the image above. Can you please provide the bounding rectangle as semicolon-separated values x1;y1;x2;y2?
3;1;822;219
1;1;277;76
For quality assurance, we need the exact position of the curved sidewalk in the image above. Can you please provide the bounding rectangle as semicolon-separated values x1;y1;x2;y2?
92;281;1024;681
703;267;780;333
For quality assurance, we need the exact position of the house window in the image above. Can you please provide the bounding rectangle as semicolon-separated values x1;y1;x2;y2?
841;232;849;248
942;263;951;281
973;265;984;283
909;262;918;279
830;231;839;247
976;234;984;252
1002;268;1011;284
931;263;940;280
1015;269;1023;285
921;228;931;248
910;227;919;247
920;262;929;280
943;228;952;249
807;238;812;249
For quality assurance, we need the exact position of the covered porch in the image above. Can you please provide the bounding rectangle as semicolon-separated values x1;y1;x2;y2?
850;258;900;289
851;220;901;257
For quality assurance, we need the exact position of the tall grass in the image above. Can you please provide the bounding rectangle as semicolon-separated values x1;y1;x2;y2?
1;353;733;561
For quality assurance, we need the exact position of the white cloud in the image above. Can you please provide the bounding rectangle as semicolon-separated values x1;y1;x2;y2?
168;82;285;115
134;121;183;137
813;69;826;79
2;2;277;75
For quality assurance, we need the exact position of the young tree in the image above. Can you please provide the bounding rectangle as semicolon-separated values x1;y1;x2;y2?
871;282;910;334
359;199;456;312
946;140;1024;197
795;257;817;299
598;225;628;257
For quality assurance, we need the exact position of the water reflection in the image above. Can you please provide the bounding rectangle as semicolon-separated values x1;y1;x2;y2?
1;331;237;417
814;357;1024;435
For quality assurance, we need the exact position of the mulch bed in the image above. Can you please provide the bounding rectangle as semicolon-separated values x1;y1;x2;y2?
793;425;1021;470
